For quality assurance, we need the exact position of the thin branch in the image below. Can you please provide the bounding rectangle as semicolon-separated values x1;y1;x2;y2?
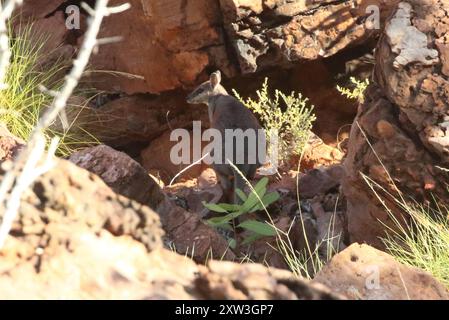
0;0;23;89
0;135;56;248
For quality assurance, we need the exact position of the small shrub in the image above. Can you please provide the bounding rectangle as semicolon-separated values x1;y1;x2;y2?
337;77;369;103
233;79;315;164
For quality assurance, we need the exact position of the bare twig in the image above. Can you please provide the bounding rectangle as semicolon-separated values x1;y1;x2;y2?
0;0;23;89
0;136;58;248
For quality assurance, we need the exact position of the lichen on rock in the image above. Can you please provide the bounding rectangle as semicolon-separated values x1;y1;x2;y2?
385;2;439;69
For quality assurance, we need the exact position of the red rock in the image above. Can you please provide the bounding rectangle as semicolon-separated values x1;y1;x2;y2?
155;198;236;263
141;130;209;184
313;244;449;300
87;0;233;94
298;165;344;199
0;232;339;299
343;0;449;248
220;0;399;73
69;145;164;206
65;93;208;149
19;0;65;19
0;125;24;163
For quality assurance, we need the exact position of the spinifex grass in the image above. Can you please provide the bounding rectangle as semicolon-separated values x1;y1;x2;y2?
383;202;449;288
0;22;98;157
365;174;449;289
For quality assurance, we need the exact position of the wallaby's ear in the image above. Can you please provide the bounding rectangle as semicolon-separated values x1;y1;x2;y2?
210;70;221;89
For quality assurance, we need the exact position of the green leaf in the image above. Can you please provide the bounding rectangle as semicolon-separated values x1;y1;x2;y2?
254;177;269;194
241;177;271;212
228;238;237;249
262;191;280;207
242;186;266;212
206;210;244;226
248;191;280;213
238;220;277;236
235;188;247;202
217;203;241;212
206;215;233;226
202;201;228;213
241;233;264;246
248;191;279;213
217;223;233;231
262;191;281;206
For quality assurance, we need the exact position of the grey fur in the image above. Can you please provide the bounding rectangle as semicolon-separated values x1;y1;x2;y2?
187;71;264;203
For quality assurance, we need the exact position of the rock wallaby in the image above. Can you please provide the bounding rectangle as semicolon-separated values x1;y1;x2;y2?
186;71;264;203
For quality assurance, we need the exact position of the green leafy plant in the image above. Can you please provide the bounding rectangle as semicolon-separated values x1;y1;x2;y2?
203;177;280;249
0;21;98;157
233;79;315;163
337;77;369;103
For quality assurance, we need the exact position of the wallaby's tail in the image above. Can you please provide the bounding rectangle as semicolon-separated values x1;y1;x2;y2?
233;170;246;204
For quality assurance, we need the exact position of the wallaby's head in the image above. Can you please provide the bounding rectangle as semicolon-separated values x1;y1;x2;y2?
186;71;227;105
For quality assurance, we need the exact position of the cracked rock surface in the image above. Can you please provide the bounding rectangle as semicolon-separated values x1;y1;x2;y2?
343;0;449;248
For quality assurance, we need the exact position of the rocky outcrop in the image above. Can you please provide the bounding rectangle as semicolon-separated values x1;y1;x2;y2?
0;155;340;299
19;0;399;95
0;231;341;299
313;244;449;300
0;158;164;253
219;0;399;73
15;0;386;156
343;0;449;247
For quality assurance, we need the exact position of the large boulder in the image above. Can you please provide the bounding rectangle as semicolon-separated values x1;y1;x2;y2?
0;232;341;299
87;0;235;94
313;243;449;300
0;158;164;252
